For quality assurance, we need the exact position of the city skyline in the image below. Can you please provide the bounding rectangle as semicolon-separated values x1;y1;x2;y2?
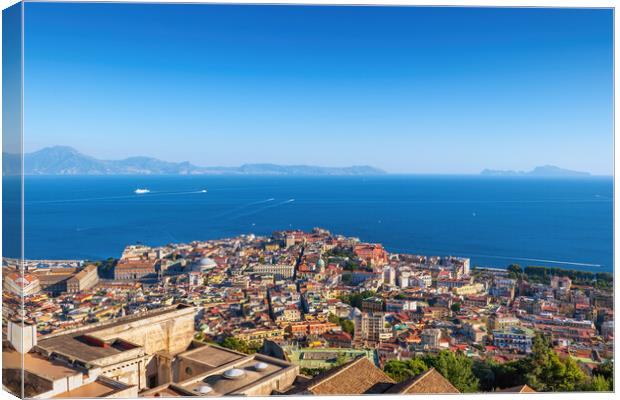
3;227;614;396
3;3;615;398
23;4;613;174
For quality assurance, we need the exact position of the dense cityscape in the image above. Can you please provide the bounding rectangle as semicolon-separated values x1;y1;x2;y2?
1;228;614;396
2;0;614;398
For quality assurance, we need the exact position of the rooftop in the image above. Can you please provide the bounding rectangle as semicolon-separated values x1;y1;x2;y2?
287;356;395;395
37;304;192;362
141;384;196;397
52;379;123;398
177;344;246;372
385;368;459;394
178;352;295;396
498;384;537;393
37;333;133;362
3;349;79;381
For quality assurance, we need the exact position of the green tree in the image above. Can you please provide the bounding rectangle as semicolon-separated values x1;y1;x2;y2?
593;359;613;388
525;334;555;390
492;359;528;389
407;358;429;376
472;360;496;392
340;290;376;309
220;337;249;354
334;353;348;366
425;351;479;393
341;319;355;335
558;356;587;391
327;313;355;335
91;257;117;279
472;337;599;393
585;375;612;392
507;264;522;278
384;360;411;382
524;334;587;392
384;358;429;382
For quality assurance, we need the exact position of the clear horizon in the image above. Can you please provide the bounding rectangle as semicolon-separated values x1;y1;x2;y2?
23;4;613;174
21;144;613;176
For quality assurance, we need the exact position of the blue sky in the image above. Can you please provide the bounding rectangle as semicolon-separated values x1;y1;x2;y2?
24;4;613;174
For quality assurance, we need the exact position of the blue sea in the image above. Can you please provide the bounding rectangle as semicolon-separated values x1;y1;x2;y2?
17;175;613;273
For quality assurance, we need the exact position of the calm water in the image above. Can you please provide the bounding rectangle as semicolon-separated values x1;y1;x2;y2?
19;175;613;272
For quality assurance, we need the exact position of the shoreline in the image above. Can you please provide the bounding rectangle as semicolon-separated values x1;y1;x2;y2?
6;246;613;278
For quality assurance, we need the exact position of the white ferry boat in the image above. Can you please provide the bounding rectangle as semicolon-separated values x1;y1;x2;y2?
134;188;150;194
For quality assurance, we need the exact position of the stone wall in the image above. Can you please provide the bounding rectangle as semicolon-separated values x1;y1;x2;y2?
240;365;300;396
173;356;215;382
88;306;196;356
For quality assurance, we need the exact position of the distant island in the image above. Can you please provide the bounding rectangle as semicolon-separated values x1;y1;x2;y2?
9;146;386;176
1;147;597;178
480;165;591;177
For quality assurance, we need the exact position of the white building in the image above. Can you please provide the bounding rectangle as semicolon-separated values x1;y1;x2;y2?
383;266;396;286
354;311;392;344
412;272;432;288
398;270;411;288
421;328;442;349
251;264;295;279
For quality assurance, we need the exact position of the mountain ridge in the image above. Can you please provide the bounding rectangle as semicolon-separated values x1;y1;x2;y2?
12;146;387;176
481;165;591;177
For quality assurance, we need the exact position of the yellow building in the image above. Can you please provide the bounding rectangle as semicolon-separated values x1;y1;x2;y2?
453;283;484;296
235;328;285;345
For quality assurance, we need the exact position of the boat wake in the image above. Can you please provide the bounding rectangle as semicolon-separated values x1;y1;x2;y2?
497;256;602;268
387;245;604;269
26;189;208;204
139;189;207;196
207;198;276;220
463;252;602;268
249;198;276;205
230;199;295;219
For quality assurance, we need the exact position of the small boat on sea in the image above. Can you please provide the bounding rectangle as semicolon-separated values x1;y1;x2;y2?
134;188;150;194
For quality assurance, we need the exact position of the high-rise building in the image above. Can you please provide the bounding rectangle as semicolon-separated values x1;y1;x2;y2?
383;266;395;286
421;328;442;349
493;326;535;353
354;311;391;344
398;270;411;288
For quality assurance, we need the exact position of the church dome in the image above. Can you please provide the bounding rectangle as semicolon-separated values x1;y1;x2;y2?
191;257;217;273
196;257;217;270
